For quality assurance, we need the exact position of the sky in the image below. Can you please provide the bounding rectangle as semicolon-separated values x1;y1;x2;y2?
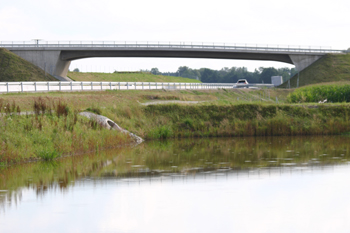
1;0;349;73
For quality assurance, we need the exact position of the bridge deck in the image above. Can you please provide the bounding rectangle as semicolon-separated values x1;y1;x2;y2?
1;41;344;55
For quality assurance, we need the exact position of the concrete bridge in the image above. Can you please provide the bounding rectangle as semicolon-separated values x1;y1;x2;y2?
0;41;346;81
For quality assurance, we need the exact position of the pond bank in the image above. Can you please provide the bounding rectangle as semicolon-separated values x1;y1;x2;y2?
1;89;350;165
144;104;350;138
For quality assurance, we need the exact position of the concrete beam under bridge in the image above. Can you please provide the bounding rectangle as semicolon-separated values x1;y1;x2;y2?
6;43;340;81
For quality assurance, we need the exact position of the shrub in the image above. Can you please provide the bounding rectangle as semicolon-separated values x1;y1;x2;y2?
37;148;60;161
287;84;350;103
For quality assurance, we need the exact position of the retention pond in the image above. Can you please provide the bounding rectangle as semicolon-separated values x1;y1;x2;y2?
1;136;350;233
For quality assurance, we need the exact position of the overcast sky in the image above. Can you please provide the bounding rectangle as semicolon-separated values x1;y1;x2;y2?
1;0;349;72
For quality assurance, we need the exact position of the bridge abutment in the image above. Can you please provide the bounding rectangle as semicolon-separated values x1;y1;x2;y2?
11;50;71;81
289;54;322;72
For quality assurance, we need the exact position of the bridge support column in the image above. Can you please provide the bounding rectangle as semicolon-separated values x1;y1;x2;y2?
11;50;71;81
289;54;322;72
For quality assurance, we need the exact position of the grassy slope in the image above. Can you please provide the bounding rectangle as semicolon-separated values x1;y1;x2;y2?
0;48;57;82
279;53;350;88
67;71;202;83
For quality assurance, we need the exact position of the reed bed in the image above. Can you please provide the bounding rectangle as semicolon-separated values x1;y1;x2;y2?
143;104;350;139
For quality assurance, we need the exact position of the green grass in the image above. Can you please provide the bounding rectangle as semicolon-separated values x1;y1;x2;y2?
68;71;202;83
287;83;350;103
1;88;350;164
0;48;57;82
279;53;350;88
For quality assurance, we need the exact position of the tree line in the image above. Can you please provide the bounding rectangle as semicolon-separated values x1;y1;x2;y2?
148;66;297;83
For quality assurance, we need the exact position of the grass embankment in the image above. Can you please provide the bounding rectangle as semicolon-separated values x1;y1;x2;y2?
0;48;57;82
0;88;349;165
68;71;202;83
279;53;350;88
287;83;350;103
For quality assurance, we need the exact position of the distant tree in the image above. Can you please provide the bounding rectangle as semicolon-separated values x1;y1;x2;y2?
290;67;298;77
156;66;297;83
277;67;293;82
177;66;200;80
177;66;189;76
73;68;80;72
199;68;216;82
260;67;278;83
150;68;161;75
140;69;150;73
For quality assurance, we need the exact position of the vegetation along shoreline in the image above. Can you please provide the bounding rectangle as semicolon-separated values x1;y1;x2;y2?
1;87;350;166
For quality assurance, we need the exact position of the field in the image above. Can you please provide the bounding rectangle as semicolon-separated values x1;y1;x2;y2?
68;71;202;83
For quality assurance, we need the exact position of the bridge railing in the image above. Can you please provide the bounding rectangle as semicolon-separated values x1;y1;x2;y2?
0;41;345;54
0;81;274;94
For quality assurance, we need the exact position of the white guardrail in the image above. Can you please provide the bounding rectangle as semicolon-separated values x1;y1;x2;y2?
0;41;346;54
0;82;274;93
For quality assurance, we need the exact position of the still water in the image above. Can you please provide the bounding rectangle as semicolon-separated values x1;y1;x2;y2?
1;136;350;233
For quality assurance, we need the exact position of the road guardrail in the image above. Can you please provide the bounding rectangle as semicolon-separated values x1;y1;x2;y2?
0;81;275;94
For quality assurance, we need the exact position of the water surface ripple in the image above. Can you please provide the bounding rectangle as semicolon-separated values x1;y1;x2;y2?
1;136;350;233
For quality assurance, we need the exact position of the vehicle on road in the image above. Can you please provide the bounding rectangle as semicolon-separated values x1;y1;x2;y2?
237;79;249;84
233;79;249;88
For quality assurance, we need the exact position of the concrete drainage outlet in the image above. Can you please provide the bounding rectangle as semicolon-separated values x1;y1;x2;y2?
79;112;144;144
107;120;116;128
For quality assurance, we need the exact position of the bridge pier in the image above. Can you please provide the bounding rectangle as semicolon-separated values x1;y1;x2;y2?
11;50;71;81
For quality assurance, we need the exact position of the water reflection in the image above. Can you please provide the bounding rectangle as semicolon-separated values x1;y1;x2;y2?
1;135;350;210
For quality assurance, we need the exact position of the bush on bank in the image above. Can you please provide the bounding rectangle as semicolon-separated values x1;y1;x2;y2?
287;84;350;103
